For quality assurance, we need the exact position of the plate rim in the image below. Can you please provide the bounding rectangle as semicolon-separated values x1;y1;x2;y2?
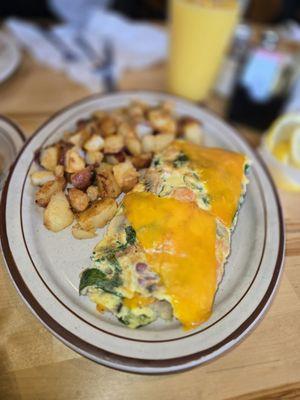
0;114;26;143
0;32;21;84
0;91;285;374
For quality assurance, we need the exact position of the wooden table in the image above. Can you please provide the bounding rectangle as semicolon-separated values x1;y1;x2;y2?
0;55;299;400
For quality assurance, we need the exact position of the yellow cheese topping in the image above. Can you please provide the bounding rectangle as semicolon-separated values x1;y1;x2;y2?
123;192;217;330
172;141;246;227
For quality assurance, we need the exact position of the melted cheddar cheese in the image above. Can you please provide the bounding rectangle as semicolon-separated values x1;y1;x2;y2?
172;141;246;227
123;192;217;330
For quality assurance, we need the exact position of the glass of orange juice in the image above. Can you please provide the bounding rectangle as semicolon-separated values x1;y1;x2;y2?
167;0;239;102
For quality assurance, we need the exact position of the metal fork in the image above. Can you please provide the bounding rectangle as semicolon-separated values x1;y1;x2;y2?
75;35;116;92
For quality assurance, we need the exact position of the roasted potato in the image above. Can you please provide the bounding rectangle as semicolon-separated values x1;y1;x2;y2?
31;170;55;186
44;191;74;232
77;198;117;231
92;110;106;121
100;116;117;137
142;133;175;153
103;135;124;154
54;165;64;178
71;223;97;239
125;137;142;156
154;133;175;151
68;188;89;212
96;163;121;198
65;148;86;173
105;152;126;165
128;101;147;119
68;129;90;147
113;161;138;192
40;146;59;171
161;101;175;113
32;100;206;238
131;152;152;169
35;177;66;208
86;185;99;202
141;135;156;153
117;122;137;139
135;123;153;137
83;134;104;152
85;151;104;165
70;167;94;190
148;108;176;134
178;117;203;145
57;142;73;165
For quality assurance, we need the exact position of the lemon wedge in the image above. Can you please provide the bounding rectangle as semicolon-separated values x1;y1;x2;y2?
291;127;300;168
266;113;300;168
266;113;300;148
263;113;300;191
272;139;290;164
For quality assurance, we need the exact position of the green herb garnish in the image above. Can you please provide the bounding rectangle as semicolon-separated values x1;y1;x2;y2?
173;152;189;168
244;163;251;176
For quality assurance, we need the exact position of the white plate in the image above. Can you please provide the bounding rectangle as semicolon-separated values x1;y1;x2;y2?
0;92;284;374
0;33;21;84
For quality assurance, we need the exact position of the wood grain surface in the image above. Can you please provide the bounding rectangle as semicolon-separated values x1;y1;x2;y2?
0;54;299;400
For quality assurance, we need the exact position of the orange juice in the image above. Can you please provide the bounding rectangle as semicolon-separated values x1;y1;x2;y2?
168;0;239;101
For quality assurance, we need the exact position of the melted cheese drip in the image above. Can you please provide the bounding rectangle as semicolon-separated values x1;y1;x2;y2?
123;192;217;330
173;141;246;227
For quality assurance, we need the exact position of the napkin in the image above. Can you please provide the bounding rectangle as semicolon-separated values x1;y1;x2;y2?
5;10;167;92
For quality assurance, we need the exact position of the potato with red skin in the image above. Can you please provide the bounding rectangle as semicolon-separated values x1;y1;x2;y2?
57;142;73;165
105;151;126;165
70;167;94;190
68;188;89;212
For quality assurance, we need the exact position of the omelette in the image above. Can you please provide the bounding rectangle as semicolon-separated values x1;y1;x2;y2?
79;141;250;330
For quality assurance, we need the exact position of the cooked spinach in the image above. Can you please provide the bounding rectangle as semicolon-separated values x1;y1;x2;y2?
96;225;136;269
153;157;161;167
79;268;122;295
244;163;251;176
117;309;154;328
202;195;211;207
173;152;189;168
125;225;136;246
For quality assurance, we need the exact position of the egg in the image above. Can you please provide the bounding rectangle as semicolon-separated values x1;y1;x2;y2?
80;141;250;330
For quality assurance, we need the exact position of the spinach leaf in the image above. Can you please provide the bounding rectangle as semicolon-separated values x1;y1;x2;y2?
173;152;189;168
153;157;161;167
244;163;251;175
125;225;136;246
79;268;122;295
